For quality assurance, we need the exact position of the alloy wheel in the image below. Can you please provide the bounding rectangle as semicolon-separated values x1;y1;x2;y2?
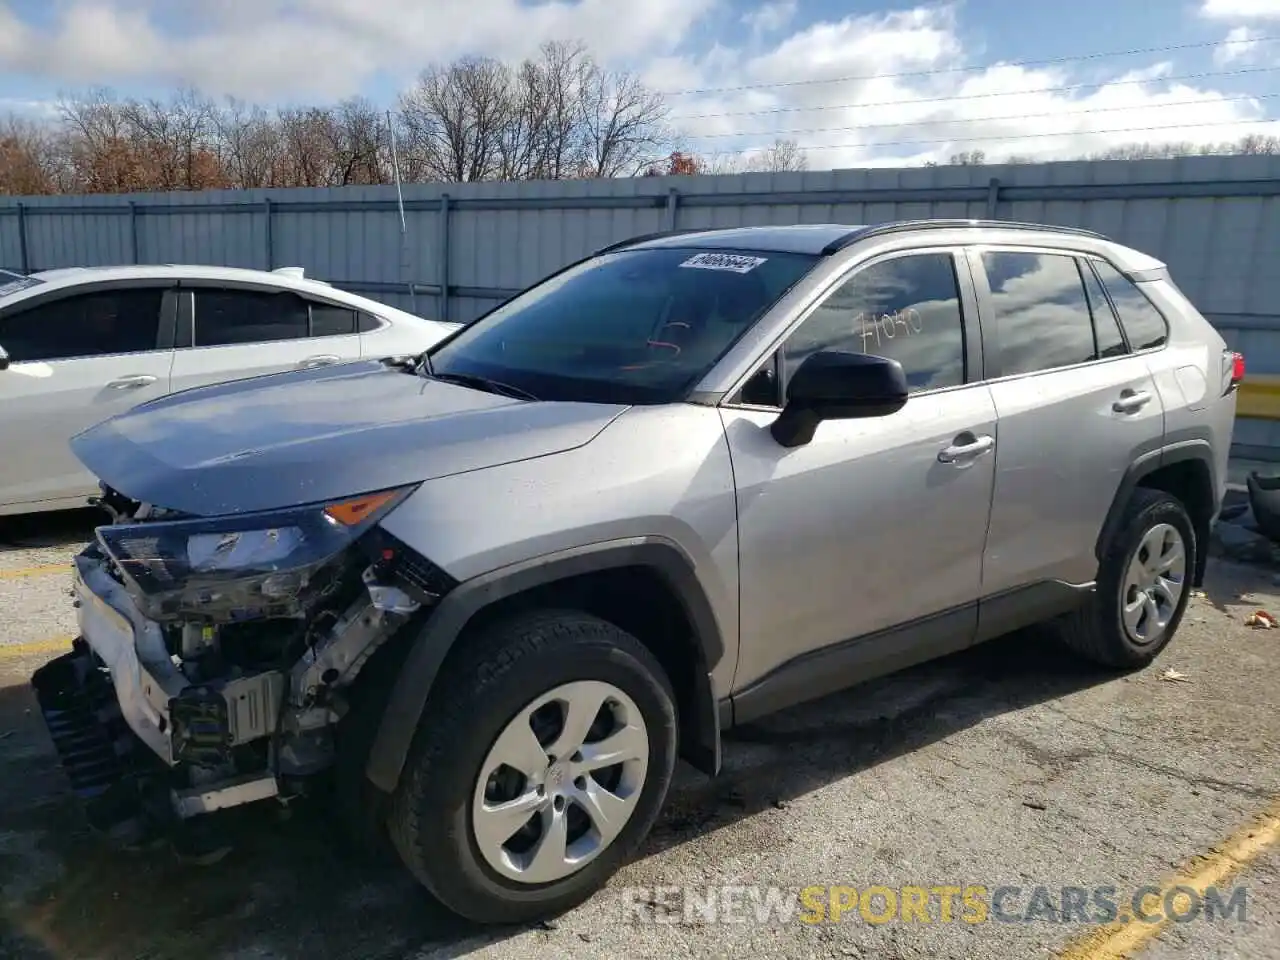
470;680;649;885
1121;522;1187;645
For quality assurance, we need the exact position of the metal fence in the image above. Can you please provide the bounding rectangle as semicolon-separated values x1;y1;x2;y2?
3;153;1280;455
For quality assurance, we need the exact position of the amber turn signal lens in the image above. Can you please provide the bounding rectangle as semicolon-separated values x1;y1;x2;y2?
323;490;400;526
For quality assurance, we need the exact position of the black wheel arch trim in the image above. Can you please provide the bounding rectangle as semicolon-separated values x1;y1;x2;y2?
364;536;726;794
1095;434;1218;587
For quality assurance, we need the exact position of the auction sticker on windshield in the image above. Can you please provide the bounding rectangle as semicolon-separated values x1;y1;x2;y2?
679;252;768;274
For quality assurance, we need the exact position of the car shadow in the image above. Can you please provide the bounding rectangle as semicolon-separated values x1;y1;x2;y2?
0;619;1126;959
1196;553;1279;617
0;508;100;555
643;624;1118;859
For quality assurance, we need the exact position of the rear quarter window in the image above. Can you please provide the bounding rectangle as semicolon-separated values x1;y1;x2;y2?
1091;260;1169;350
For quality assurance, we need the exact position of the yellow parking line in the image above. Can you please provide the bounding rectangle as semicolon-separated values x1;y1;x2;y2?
0;637;73;660
1058;798;1280;960
0;563;70;580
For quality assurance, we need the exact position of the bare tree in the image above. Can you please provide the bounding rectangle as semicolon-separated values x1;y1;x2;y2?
947;149;987;165
56;88;152;193
399;57;512;182
120;88;223;189
496;41;592;180
577;60;669;178
216;98;284;188
1085;135;1280;160
276;107;340;187
743;138;808;172
0;115;61;195
11;41;675;192
1233;133;1280;155
323;97;388;185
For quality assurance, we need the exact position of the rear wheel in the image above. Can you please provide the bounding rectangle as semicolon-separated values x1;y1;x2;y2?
1057;488;1195;668
388;610;677;925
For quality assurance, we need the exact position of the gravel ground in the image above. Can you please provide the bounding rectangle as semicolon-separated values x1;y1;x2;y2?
0;509;1277;960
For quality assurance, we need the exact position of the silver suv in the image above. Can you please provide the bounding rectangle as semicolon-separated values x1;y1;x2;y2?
32;220;1240;925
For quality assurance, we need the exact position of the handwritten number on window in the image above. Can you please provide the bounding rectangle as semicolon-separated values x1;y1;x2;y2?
854;308;924;352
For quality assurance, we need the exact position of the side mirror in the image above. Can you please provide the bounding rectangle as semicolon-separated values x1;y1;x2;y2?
770;350;909;448
0;345;9;371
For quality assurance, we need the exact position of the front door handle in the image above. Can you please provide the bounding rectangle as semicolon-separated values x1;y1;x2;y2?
938;433;995;463
1112;389;1153;414
298;354;341;369
106;374;158;389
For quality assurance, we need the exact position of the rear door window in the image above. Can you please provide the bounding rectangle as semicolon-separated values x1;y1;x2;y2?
193;289;309;346
1079;259;1128;359
980;251;1096;376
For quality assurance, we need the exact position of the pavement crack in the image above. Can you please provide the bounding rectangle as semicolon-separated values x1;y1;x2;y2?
1103;750;1274;800
1041;704;1151;743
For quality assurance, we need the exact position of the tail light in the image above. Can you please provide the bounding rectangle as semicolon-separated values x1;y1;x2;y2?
1222;349;1245;395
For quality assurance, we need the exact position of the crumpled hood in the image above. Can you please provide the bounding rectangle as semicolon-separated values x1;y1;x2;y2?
71;360;627;516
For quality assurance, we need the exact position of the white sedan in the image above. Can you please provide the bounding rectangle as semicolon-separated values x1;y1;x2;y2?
0;264;460;515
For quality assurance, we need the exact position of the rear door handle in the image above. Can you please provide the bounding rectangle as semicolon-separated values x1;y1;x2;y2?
298;354;341;369
1112;389;1153;414
938;433;995;463
106;374;158;389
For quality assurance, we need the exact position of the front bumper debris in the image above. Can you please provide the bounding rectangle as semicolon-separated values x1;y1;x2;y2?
31;641;169;845
32;536;427;839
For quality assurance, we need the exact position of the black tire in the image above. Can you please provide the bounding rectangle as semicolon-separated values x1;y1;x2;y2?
387;610;678;925
1056;488;1196;669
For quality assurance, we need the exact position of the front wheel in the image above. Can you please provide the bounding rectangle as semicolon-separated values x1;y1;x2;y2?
388;610;678;925
1056;488;1195;668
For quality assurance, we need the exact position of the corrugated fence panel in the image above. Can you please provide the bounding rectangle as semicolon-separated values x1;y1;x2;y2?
0;210;21;270
4;154;1280;451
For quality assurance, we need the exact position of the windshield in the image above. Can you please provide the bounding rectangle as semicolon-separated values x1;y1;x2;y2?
0;270;44;300
427;246;819;403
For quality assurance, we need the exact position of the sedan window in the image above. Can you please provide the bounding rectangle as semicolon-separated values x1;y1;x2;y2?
193;289;309;346
0;288;164;362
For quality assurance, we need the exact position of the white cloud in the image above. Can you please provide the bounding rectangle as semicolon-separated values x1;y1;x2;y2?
0;0;1277;168
1214;25;1265;64
0;0;714;101
662;5;1280;167
1200;0;1280;18
0;98;59;118
742;1;797;38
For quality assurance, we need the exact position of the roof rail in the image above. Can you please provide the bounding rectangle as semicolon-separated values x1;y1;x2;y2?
820;219;1110;255
591;227;732;257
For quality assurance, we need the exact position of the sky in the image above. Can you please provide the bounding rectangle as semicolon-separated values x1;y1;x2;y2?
1;0;1279;168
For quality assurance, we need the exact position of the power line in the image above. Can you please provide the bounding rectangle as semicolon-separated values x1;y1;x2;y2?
669;66;1280;121
660;34;1279;97
678;93;1280;141
724;117;1280;156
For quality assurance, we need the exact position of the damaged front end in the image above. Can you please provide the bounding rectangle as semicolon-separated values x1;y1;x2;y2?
31;482;453;848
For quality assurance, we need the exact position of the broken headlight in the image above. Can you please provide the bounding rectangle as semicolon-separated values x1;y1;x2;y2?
95;487;417;622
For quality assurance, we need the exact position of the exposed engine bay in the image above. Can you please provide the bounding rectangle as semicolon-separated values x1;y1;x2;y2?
31;482;453;850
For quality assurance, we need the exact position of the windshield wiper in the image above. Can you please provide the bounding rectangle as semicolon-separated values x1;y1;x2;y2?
427;371;540;401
